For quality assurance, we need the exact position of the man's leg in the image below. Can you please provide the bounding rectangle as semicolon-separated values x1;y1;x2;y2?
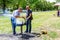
12;23;16;35
25;20;29;33
29;20;32;33
11;17;16;35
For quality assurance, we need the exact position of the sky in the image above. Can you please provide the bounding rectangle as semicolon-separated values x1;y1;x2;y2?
46;0;56;2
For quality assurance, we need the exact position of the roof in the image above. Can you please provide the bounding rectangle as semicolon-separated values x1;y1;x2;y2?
54;2;60;6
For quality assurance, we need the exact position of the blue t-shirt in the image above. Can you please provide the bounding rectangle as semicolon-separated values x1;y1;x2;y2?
26;10;33;20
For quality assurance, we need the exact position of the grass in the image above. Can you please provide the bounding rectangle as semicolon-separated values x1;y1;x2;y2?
48;31;58;38
0;11;60;40
0;11;56;33
32;11;56;28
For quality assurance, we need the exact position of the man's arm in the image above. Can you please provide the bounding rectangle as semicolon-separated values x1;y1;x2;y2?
13;11;25;19
22;10;27;13
27;13;32;19
15;16;25;19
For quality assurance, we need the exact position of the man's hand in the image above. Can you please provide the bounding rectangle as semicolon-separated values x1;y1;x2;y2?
22;16;26;20
26;13;32;20
26;18;29;20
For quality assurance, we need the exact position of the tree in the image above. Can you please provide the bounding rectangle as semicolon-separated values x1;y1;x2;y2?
56;0;60;2
0;0;14;13
0;0;57;13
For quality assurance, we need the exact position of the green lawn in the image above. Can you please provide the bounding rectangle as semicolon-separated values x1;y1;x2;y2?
0;11;57;33
1;11;60;40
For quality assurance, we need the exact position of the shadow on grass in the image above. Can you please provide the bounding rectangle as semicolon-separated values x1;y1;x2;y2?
20;33;41;40
0;33;41;40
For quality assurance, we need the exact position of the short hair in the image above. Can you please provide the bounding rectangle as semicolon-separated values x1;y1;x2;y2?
18;7;22;10
26;5;30;8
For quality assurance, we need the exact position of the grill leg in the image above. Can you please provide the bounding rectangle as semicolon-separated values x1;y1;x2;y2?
21;26;23;34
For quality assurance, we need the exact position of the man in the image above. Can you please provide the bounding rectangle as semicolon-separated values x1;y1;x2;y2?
57;10;60;16
11;7;24;35
25;6;33;33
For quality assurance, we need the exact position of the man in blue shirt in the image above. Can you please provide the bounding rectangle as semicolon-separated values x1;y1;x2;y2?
25;6;33;33
11;7;24;35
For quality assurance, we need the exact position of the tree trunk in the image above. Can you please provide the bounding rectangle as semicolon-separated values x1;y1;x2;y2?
17;0;20;9
2;0;6;14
